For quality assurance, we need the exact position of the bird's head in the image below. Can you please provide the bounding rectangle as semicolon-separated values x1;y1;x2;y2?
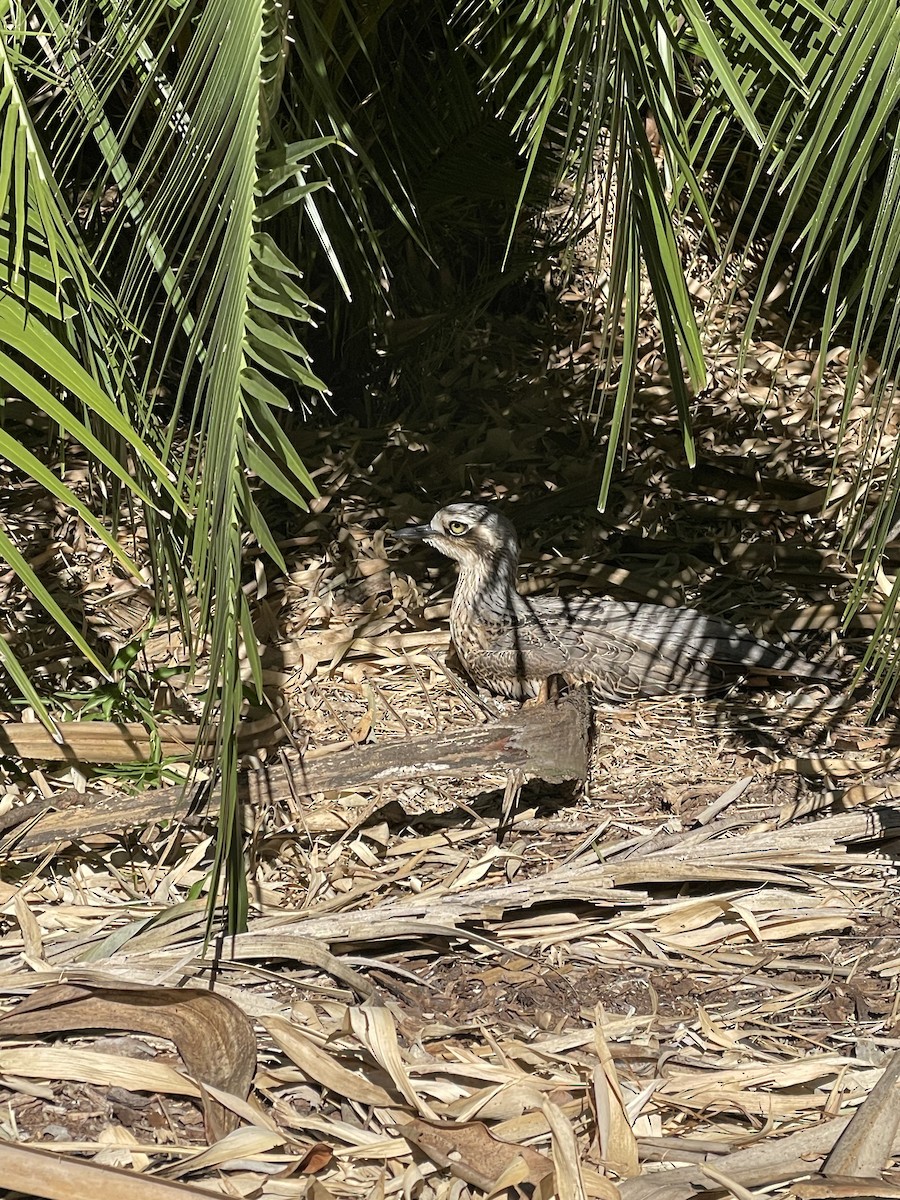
395;502;519;569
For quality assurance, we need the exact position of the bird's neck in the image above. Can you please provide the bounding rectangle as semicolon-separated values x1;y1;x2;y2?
451;547;525;625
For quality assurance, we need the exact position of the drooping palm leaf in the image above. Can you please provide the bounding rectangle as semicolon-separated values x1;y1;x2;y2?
1;0;329;927
463;0;812;505
88;0;329;928
0;6;189;729
465;0;900;714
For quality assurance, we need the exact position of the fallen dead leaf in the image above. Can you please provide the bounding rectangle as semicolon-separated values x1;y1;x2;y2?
397;1116;554;1192
0;982;256;1141
0;1140;222;1200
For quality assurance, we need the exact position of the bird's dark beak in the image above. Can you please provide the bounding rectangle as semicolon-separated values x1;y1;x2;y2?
394;522;432;542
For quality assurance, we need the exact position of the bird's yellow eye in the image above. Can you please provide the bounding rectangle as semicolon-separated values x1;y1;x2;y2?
447;519;468;536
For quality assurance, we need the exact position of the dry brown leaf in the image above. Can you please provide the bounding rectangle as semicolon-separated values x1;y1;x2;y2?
0;982;256;1141
297;1143;335;1174
397;1117;553;1191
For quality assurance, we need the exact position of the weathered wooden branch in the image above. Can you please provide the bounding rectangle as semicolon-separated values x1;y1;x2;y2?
285;688;590;795
1;691;590;854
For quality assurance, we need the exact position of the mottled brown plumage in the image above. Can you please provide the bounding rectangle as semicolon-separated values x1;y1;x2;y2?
396;502;834;701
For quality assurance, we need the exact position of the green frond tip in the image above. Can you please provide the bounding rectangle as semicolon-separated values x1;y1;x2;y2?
0;524;109;678
0;638;61;741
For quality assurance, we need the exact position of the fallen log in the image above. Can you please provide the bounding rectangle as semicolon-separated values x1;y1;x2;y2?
0;691;590;854
287;687;589;795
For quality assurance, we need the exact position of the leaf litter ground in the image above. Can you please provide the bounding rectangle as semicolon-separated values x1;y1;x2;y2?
0;278;900;1198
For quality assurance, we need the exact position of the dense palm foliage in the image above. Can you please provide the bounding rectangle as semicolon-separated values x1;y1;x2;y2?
3;0;900;923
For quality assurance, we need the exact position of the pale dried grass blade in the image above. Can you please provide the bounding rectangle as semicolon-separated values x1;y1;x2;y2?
794;1180;900;1198
591;1015;639;1177
345;1005;438;1118
93;1126;151;1171
0;1045;199;1095
0;1140;217;1199
164;1126;285;1178
544;1098;591;1200
264;1014;397;1107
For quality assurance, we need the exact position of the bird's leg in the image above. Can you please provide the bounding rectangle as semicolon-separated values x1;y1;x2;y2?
528;673;564;706
523;677;550;707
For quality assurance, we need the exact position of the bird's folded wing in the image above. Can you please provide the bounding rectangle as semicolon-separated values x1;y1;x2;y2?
517;595;830;699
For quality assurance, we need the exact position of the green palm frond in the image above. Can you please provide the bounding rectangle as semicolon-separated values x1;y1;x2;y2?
465;0;806;503
91;0;327;928
1;0;329;926
0;6;188;730
464;0;900;703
